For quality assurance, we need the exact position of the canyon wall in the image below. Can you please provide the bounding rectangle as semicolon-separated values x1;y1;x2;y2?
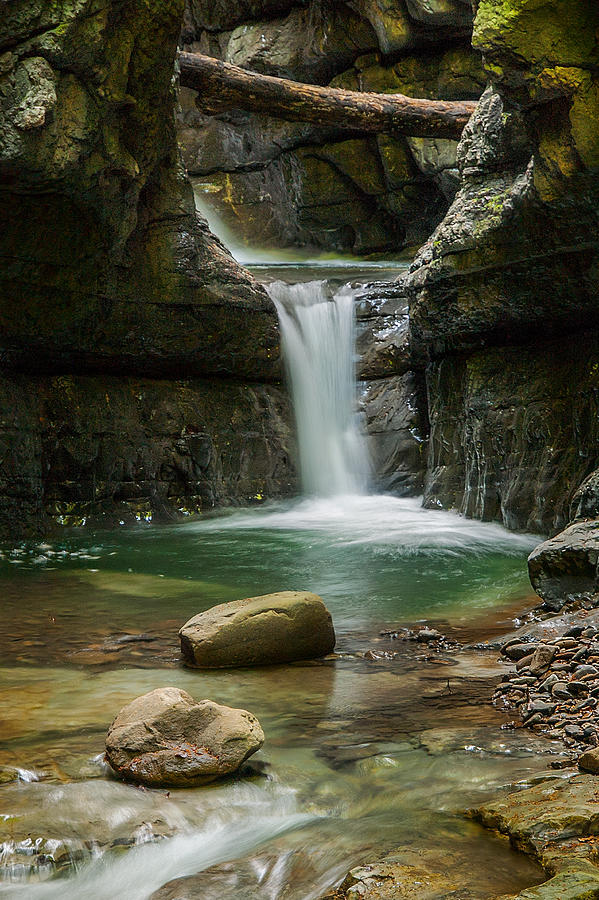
178;0;484;255
391;0;599;533
0;0;296;535
2;0;598;538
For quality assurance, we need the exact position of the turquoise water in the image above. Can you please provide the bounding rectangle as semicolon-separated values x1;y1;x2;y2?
0;495;557;899
0;496;538;652
0;242;553;897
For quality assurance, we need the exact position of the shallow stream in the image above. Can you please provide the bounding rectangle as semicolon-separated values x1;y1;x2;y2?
0;257;561;899
0;495;561;899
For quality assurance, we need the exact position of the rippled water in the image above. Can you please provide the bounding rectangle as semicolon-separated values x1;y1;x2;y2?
0;496;559;899
0;231;556;898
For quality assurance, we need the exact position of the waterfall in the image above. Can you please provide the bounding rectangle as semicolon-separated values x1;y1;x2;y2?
267;280;369;497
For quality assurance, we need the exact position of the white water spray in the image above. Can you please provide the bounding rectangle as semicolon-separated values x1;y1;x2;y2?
268;280;369;497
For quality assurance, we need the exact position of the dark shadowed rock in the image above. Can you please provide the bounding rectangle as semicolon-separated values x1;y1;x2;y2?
105;688;264;787
179;591;336;668
528;523;599;610
571;471;599;522
0;0;298;537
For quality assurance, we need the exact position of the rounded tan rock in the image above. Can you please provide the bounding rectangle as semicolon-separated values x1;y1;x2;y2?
179;590;336;668
105;687;264;787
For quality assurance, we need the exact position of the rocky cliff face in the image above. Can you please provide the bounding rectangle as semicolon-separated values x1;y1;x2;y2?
178;0;485;255
0;0;296;534
381;0;599;533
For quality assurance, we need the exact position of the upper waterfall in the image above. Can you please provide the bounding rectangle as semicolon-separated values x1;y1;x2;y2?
267;280;370;497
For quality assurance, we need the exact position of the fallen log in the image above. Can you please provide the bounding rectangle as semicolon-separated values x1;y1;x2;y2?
178;52;477;141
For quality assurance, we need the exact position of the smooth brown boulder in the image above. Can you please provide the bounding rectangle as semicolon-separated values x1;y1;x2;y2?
105;687;264;787
179;590;336;668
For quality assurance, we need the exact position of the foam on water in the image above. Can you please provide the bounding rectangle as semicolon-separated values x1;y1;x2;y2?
0;814;311;899
188;494;538;557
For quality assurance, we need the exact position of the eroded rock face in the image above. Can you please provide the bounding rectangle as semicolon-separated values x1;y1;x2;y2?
105;688;264;786
363;374;428;495
179;0;483;254
0;0;297;534
180;591;336;667
421;332;599;533
528;522;599;611
384;0;599;531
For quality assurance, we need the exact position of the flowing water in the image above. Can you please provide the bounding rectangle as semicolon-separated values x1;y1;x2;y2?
0;254;560;898
268;280;369;496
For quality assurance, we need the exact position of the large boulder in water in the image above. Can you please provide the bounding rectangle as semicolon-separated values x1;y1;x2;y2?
179;591;336;668
105;688;264;787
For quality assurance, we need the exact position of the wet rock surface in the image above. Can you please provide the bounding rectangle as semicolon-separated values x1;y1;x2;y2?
420;333;599;533
0;0;296;537
474;775;599;876
180;591;336;667
529;523;599;611
105;687;264;787
180;0;483;255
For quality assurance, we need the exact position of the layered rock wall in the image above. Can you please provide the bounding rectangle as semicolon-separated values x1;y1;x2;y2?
375;0;599;533
179;0;484;254
0;0;296;534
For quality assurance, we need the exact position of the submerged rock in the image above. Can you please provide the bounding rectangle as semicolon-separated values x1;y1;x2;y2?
105;688;264;787
179;591;336;668
322;860;457;898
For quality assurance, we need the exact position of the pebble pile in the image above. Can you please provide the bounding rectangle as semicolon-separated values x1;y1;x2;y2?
493;625;599;755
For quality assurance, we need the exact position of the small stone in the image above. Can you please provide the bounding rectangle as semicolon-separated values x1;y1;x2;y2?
539;673;559;691
552;682;571;699
516;655;534;671
416;628;442;643
528;644;557;676
579;748;599;773
503;642;538;661
525;713;544;726
573;697;597;711
575;665;598;678
565;724;585;738
524;699;555;720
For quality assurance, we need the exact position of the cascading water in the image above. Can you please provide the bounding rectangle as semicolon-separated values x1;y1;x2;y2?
267;280;369;497
1;196;547;900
